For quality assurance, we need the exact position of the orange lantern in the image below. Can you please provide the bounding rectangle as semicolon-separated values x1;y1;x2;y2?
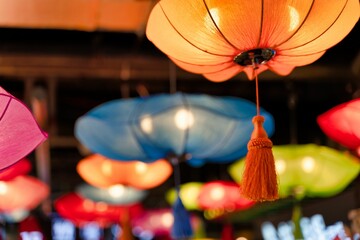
146;0;359;82
146;0;359;202
0;175;49;212
76;154;172;189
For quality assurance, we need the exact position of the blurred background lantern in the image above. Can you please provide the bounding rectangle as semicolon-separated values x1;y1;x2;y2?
76;183;148;205
0;86;47;170
0;175;49;212
166;182;204;211
75;92;274;167
146;0;359;82
198;181;255;212
77;154;172;189
229;144;360;199
198;181;255;240
54;192;144;229
317;98;360;156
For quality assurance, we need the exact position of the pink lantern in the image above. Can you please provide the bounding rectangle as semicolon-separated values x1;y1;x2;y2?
317;99;360;155
0;87;47;170
0;175;49;212
0;158;31;181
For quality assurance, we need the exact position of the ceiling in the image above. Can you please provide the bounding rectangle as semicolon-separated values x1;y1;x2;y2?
0;0;359;238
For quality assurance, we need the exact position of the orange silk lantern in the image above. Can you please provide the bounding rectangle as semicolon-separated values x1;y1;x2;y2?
146;0;359;82
146;0;359;202
76;154;172;189
0;175;49;212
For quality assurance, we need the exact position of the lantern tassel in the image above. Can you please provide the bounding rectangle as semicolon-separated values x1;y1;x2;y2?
241;71;279;201
171;195;193;239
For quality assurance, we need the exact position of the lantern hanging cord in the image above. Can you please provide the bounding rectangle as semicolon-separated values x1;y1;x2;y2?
252;59;260;116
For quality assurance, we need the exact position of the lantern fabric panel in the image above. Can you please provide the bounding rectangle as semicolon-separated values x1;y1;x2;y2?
77;154;172;189
0;87;47;170
75;93;274;166
146;0;359;81
317;98;360;151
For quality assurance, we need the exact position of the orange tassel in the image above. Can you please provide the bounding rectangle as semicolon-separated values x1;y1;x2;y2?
241;115;279;201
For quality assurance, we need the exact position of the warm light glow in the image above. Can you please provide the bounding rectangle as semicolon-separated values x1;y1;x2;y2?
161;212;174;227
95;202;108;212
275;159;286;175
0;181;7;195
236;237;248;240
101;161;113;176
207;8;220;27
135;162;148;174
108;184;126;198
357;147;360;157
83;199;95;211
140;116;153;133
288;6;300;31
209;186;225;201
301;156;315;173
174;109;194;130
182;185;200;200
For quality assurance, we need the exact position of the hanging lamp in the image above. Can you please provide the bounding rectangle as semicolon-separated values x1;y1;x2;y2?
76;154;172;189
317;98;360;156
146;0;359;202
146;0;359;82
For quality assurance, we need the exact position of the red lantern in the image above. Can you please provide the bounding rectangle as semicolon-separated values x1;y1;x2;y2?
318;99;360;156
77;154;172;189
0;158;31;181
0;175;49;212
198;181;255;211
54;192;143;228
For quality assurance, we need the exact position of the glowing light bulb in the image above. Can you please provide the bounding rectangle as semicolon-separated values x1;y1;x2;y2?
140;116;153;133
301;156;315;173
288;6;300;31
275;159;286;175
108;184;125;198
210;186;225;201
209;8;220;26
135;162;148;174
83;199;95;211
101;161;113;176
95;202;108;212
161;212;174;228
174;109;194;130
0;181;7;195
